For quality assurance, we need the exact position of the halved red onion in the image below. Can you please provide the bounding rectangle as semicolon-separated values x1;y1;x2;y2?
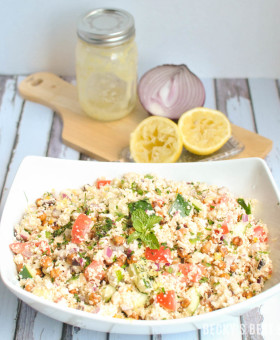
138;64;205;119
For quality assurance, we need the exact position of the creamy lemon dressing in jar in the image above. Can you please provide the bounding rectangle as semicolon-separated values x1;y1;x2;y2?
76;9;137;121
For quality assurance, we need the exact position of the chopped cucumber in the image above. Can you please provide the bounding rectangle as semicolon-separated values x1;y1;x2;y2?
128;264;152;293
185;287;200;315
128;263;138;277
133;292;148;309
191;199;203;212
135;277;152;293
19;265;33;279
101;285;116;302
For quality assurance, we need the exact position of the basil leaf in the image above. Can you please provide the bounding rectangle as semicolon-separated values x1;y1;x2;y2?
237;198;251;215
169;194;192;217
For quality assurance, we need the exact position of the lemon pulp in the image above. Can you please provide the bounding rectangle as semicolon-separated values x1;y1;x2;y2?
130;116;183;163
178;107;231;155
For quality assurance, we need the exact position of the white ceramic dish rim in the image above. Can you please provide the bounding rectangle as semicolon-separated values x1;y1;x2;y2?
1;156;280;333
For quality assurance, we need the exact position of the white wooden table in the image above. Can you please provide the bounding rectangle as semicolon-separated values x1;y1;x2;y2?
1;75;280;340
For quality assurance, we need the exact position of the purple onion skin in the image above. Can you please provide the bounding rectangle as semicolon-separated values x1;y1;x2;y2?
138;64;206;120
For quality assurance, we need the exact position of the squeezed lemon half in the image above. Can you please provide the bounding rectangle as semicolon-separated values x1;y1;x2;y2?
130;116;183;163
178;107;231;155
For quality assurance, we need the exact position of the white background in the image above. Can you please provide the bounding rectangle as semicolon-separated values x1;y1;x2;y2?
1;0;280;78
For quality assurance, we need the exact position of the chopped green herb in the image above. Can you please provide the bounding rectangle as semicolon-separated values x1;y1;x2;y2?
166;266;174;274
116;270;123;282
45;231;52;239
155;188;162;195
237;198;251;215
53;221;73;237
199;277;208;283
74;293;81;302
144;174;154;179
95;218;113;240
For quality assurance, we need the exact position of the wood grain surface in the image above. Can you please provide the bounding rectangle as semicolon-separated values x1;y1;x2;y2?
18;72;272;162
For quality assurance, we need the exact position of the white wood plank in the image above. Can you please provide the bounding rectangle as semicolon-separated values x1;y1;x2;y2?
248;78;280;187
162;331;198;340
201;78;216;109
0;76;23;197
33;312;65;340
0;76;23;340
260;292;280;339
72;328;107;340
109;333;150;340
48;113;80;160
216;79;256;131
199;320;242;340
0;98;53;215
0;90;64;339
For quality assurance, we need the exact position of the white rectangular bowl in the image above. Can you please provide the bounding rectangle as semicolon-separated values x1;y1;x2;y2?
1;156;280;334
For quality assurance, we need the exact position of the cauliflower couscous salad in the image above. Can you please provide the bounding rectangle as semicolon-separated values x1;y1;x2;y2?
9;173;272;320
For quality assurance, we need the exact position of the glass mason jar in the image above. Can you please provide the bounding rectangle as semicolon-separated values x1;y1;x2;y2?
76;8;138;121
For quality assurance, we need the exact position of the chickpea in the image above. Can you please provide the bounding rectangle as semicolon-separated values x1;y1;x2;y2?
219;273;230;280
127;255;137;264
201;241;212;254
129;312;140;320
181;298;191;308
230;262;238;272
217;261;226;270
66;253;76;265
25;284;33;292
36;268;43;276
178;248;190;259
116;254;126;267
16;263;23;272
216;245;228;257
36;198;43;207
38;213;47;222
111;235;124;246
88;293;101;305
40;256;52;269
210;236;219;244
243;291;253;299
172;257;181;265
232;236;243;247
50;268;61;279
244;265;250;273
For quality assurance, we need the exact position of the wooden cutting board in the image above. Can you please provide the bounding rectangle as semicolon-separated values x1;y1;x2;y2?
18;72;273;161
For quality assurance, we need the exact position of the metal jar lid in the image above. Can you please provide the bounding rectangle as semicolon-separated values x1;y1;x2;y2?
77;8;135;46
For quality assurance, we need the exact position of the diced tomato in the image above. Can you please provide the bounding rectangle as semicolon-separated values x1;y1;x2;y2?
9;242;32;257
84;260;104;282
9;240;50;257
156;290;176;311
145;246;171;263
221;224;229;234
71;214;92;244
254;226;267;242
179;263;204;283
96;180;111;189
